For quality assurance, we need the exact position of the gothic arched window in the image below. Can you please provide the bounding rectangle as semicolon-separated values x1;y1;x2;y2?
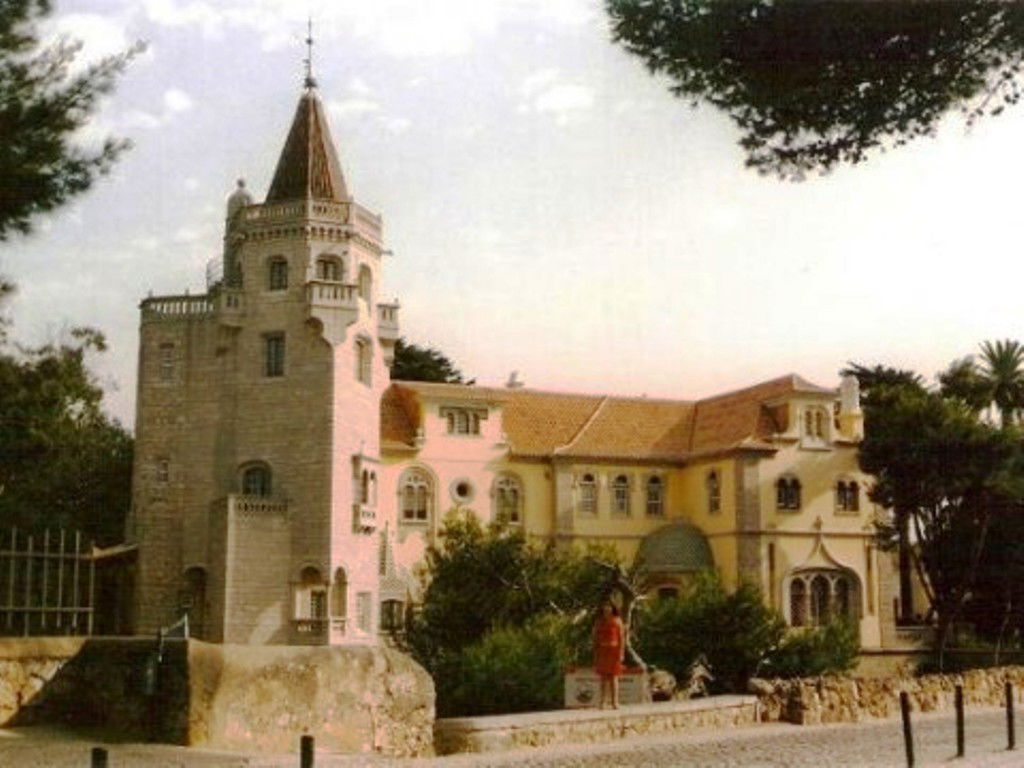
646;476;664;517
578;473;597;516
240;463;272;497
494;474;522;523
707;470;721;515
776;476;801;510
400;468;432;523
612;475;631;516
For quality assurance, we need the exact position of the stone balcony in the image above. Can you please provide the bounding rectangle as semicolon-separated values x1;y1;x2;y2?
306;280;360;344
218;494;289;519
353;503;376;533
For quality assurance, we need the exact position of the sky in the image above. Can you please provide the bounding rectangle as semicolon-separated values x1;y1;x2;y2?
3;0;1024;430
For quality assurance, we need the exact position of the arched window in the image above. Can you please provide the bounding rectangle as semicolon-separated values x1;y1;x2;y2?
612;475;631;516
268;257;288;290
776;476;801;510
646;476;664;517
577;473;597;516
360;470;370;505
400;468;432;523
241;463;272;497
358;265;372;301
332;567;348;620
706;470;721;515
836;480;860;512
790;579;807;627
804;406;830;441
810;574;831;624
494;474;522;523
316;256;343;282
380;599;404;632
787;569;860;627
295;566;327;622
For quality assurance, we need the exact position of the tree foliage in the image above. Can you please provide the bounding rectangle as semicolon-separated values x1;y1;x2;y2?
606;0;1024;178
849;348;1024;665
635;572;786;692
0;325;132;544
404;512;609;668
0;0;139;239
390;338;471;384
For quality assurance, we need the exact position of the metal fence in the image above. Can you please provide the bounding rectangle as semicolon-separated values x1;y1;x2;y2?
0;527;96;636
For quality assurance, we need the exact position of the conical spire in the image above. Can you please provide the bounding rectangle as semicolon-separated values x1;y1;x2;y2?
265;87;348;203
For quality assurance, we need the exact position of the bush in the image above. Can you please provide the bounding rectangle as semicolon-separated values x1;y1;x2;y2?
635;572;785;693
763;621;860;679
437;613;588;717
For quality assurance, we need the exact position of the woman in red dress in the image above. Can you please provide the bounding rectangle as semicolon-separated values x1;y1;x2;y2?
593;600;625;708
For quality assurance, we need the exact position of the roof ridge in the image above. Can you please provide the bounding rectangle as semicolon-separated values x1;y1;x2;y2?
554;395;609;455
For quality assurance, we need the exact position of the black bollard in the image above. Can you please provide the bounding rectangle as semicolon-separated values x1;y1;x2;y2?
300;734;315;768
955;684;965;757
900;691;915;768
1007;681;1016;751
90;746;108;768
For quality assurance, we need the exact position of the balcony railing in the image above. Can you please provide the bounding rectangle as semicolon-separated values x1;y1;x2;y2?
213;495;289;519
307;281;359;309
242;200;351;225
141;294;214;320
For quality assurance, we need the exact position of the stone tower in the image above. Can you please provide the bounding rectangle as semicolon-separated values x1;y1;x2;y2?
129;77;399;644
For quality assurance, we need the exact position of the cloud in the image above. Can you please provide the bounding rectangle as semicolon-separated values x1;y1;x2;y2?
50;13;131;64
328;98;381;118
519;70;595;125
380;117;412;135
138;0;596;58
121;88;195;130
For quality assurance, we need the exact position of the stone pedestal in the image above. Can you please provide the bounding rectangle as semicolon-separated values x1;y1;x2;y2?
564;667;650;708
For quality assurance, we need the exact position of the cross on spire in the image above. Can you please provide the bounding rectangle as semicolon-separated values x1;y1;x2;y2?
303;17;317;89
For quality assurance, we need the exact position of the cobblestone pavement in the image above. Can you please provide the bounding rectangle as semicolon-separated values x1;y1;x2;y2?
4;708;1024;767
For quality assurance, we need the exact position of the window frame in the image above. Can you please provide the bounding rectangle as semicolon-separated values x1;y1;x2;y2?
645;475;664;517
706;469;722;515
611;474;631;516
240;463;273;497
399;468;432;524
264;332;285;378
494;474;522;524
268;257;289;291
577;473;598;516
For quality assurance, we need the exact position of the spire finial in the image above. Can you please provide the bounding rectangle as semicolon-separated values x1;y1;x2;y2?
303;17;317;89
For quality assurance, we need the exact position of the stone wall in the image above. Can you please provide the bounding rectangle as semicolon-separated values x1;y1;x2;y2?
435;696;758;755
0;637;434;757
752;666;1024;725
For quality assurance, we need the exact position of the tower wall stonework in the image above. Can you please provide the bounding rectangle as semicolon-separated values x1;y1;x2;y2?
131;85;397;645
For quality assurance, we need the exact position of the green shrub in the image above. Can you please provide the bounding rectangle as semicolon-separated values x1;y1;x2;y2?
437;613;587;717
763;620;860;678
635;572;785;693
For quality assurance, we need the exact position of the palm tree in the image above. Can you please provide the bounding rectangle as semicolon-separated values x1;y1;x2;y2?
979;339;1024;428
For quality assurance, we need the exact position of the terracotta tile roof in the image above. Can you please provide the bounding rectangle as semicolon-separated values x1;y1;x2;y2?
265;89;348;203
502;390;605;458
380;373;837;461
555;397;695;461
689;374;826;456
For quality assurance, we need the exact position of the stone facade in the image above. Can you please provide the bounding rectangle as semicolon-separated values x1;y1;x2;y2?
130;85;397;645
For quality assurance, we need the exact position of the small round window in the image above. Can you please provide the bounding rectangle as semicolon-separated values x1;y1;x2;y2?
450;478;474;504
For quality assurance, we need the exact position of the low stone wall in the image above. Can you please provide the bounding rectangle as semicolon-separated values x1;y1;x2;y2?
0;637;434;757
753;666;1024;725
435;695;758;755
